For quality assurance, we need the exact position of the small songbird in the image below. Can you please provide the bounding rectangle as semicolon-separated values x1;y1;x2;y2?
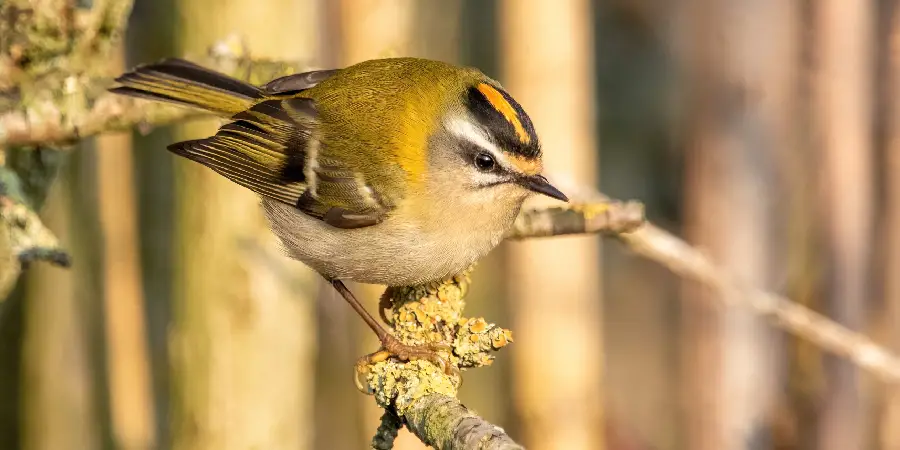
110;57;567;374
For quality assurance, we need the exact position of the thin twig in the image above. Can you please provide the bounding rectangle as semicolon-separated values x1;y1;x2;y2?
507;200;645;239
508;194;900;383
617;223;900;382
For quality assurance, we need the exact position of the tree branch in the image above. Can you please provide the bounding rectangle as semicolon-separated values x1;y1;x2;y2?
0;190;69;298
0;54;310;148
507;198;645;239
0;0;135;303
360;273;525;449
509;190;900;384
403;394;523;450
71;0;133;59
616;222;900;382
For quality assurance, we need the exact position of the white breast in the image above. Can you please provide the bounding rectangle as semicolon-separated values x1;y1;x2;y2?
261;198;518;286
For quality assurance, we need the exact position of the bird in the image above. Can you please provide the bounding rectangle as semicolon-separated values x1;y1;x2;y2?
109;56;568;378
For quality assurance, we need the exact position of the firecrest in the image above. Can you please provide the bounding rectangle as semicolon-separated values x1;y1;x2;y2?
110;57;567;377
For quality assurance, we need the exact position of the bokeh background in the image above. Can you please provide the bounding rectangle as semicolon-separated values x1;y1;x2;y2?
1;0;898;449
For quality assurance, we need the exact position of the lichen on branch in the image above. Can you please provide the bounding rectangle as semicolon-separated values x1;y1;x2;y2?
0;52;311;148
507;198;645;239
0;190;70;299
360;270;522;449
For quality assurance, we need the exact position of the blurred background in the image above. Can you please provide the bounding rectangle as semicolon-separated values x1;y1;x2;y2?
1;0;898;449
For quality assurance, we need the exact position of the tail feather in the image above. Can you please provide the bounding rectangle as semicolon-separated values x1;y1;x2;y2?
110;58;263;116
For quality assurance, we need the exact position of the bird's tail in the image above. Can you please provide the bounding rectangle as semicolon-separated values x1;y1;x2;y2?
109;58;263;116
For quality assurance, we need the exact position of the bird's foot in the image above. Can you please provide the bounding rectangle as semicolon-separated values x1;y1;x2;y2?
354;333;460;394
378;287;395;325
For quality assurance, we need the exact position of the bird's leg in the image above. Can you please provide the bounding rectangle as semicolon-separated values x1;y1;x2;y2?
328;279;458;391
328;279;391;341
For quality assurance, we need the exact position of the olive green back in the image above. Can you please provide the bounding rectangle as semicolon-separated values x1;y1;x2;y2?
301;58;487;203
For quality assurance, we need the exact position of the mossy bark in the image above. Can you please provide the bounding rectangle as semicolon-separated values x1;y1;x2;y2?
358;271;523;449
1;4;134;448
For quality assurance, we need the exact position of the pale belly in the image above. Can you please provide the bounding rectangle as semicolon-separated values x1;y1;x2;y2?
261;198;514;286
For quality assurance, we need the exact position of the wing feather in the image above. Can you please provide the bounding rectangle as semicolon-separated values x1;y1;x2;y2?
169;94;391;228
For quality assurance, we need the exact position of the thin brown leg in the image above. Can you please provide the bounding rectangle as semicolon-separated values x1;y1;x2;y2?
330;278;389;341
326;278;459;391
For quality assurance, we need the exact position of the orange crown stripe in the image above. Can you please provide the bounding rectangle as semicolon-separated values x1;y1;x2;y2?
507;154;543;176
476;83;531;145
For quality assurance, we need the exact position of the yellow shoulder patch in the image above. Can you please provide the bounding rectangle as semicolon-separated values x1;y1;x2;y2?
476;83;531;145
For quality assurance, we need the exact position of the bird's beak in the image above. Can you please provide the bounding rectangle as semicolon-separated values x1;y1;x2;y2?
518;175;569;202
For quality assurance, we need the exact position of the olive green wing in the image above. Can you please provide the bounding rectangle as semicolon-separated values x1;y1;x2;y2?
168;95;391;229
110;61;388;227
167;99;310;204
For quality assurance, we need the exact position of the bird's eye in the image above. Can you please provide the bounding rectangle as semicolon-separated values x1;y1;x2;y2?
473;152;496;172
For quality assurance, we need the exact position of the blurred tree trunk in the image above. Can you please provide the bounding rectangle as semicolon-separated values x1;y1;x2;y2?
778;4;826;449
96;50;156;450
168;1;320;449
21;148;104;450
676;0;797;449
881;1;900;448
810;2;875;449
124;0;179;443
498;1;604;449
593;3;682;448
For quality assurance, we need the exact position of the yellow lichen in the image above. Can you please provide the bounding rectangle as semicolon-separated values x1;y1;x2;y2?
360;266;514;415
470;318;487;333
413;308;427;324
574;202;610;221
366;359;458;414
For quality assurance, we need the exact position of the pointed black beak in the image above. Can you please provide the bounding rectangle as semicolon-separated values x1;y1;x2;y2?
518;175;569;202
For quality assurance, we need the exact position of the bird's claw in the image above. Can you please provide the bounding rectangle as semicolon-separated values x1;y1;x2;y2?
353;335;461;395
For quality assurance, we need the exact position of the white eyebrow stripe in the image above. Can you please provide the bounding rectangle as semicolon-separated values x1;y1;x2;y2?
443;117;514;168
